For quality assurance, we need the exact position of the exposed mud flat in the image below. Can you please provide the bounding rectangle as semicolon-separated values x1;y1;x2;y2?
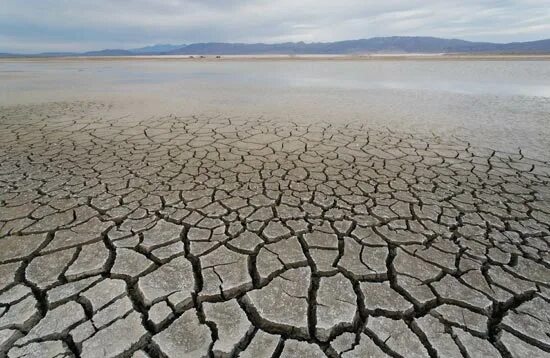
1;101;549;357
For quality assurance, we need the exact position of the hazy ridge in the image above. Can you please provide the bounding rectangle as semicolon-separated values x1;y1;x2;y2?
3;36;550;57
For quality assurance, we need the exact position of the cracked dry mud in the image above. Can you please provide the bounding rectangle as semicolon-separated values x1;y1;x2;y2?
1;101;550;358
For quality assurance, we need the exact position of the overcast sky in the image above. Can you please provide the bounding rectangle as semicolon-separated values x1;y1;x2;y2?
1;0;550;53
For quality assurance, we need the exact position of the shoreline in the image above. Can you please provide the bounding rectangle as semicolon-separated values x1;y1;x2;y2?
2;53;550;61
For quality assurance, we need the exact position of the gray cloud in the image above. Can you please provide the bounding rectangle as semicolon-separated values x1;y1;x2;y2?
1;0;549;53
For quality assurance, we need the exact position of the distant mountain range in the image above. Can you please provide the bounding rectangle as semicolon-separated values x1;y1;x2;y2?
3;36;550;57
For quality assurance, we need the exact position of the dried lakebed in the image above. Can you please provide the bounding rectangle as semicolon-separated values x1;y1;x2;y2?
0;102;549;358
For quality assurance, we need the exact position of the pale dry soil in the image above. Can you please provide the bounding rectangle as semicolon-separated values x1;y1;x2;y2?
0;102;549;358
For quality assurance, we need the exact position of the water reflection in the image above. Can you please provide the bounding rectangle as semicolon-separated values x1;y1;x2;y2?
2;60;550;97
289;76;550;97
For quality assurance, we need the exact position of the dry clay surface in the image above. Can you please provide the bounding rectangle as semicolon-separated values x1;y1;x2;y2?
1;102;550;358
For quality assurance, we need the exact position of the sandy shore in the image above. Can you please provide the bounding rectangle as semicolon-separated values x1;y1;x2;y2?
1;101;549;357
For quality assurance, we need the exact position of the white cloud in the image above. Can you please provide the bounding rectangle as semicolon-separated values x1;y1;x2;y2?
1;0;549;52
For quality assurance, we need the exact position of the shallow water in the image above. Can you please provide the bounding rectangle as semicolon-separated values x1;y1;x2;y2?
1;59;549;160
